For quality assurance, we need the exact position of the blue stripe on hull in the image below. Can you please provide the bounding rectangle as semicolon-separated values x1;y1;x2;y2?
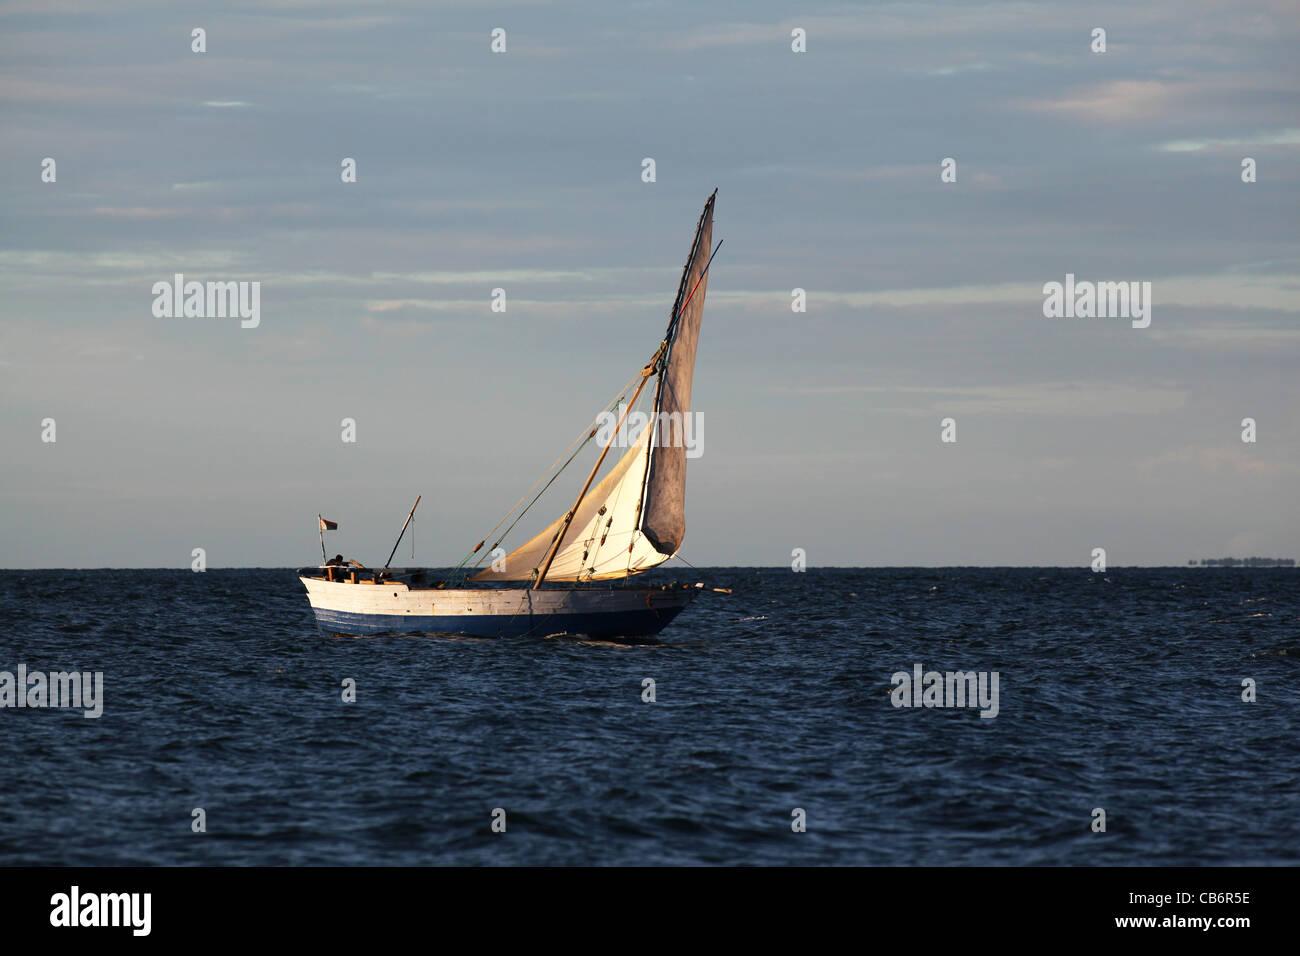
310;605;687;638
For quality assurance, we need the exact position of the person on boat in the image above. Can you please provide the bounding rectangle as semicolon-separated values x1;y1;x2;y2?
326;554;345;566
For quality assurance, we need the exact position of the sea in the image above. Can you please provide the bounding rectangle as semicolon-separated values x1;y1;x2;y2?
1;567;1297;866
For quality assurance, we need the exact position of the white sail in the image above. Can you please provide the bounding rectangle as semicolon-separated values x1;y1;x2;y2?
471;426;673;582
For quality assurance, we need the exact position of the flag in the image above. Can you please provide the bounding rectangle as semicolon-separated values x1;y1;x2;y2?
319;517;338;531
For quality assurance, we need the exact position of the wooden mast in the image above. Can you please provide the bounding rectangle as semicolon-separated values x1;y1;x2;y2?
384;495;421;569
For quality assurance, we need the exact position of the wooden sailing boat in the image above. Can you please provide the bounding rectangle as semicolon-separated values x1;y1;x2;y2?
299;190;718;637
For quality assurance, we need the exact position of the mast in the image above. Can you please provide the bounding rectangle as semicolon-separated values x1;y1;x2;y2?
384;495;421;569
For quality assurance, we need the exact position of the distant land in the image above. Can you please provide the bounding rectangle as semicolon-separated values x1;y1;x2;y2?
1187;557;1296;567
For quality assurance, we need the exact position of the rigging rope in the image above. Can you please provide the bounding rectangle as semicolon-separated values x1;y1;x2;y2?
442;365;648;585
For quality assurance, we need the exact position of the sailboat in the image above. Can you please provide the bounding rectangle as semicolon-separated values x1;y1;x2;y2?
298;190;719;638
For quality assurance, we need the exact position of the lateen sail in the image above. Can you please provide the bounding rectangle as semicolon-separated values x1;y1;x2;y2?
471;190;716;583
641;189;715;555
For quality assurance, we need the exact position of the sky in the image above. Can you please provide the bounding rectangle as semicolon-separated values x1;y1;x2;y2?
1;0;1297;568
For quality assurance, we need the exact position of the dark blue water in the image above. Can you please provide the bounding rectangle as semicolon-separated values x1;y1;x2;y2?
1;567;1297;865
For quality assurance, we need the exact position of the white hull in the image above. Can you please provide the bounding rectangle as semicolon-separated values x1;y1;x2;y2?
299;574;697;638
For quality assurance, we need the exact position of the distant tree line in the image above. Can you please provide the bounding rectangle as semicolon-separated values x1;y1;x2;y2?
1187;557;1296;567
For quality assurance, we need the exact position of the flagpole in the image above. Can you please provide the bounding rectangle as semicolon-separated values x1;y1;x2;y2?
318;514;327;565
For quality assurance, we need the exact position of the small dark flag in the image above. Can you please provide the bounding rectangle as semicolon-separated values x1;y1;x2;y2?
319;517;338;531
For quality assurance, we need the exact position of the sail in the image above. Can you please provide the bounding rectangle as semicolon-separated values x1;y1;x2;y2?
641;189;715;554
469;191;716;585
471;426;672;582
